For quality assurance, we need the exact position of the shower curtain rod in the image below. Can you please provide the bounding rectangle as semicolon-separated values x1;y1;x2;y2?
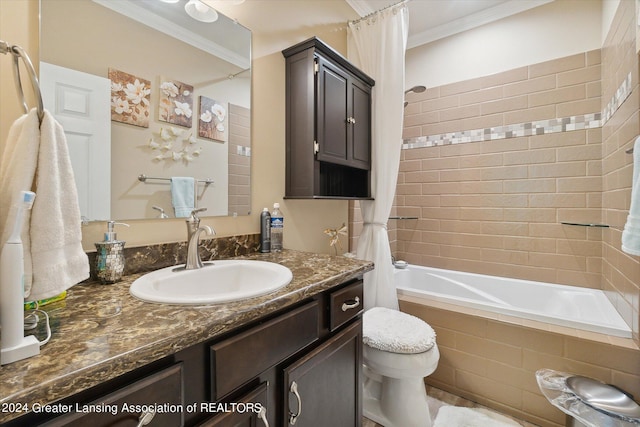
348;0;410;25
0;39;44;124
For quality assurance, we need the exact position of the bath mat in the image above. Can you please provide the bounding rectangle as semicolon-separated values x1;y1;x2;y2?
433;405;522;427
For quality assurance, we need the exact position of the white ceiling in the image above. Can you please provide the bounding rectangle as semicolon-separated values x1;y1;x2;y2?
348;0;554;49
206;0;554;58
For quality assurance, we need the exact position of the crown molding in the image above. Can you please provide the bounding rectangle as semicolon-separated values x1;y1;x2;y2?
344;0;377;18
407;0;554;49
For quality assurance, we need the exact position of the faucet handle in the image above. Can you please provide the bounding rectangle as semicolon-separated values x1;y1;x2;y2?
186;208;207;233
190;207;207;219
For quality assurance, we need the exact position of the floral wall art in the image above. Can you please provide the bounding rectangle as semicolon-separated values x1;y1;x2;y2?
159;77;193;128
148;127;202;164
108;68;151;128
198;96;227;142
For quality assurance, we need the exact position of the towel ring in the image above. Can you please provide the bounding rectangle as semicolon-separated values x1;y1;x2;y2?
0;40;44;124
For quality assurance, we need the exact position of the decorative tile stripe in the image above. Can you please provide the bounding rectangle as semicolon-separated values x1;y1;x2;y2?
402;72;632;150
602;71;632;124
402;113;601;149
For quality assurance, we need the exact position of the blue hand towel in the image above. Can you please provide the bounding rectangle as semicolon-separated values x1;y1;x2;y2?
171;177;195;218
622;137;640;256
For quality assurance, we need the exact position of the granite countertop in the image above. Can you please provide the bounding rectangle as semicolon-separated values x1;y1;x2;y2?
0;250;373;424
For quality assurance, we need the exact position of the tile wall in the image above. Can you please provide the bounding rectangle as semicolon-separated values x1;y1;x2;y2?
401;296;640;427
396;48;605;289
227;104;252;216
600;0;640;344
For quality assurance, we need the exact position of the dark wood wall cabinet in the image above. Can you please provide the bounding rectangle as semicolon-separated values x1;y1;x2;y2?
9;278;364;427
283;37;375;199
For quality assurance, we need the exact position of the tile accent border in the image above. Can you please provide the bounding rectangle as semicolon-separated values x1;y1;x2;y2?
402;72;632;150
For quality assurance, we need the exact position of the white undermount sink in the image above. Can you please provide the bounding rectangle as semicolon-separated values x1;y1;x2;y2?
129;260;293;304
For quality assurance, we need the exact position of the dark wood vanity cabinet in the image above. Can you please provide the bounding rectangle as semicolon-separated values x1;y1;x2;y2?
10;278;364;427
206;278;363;426
283;37;374;199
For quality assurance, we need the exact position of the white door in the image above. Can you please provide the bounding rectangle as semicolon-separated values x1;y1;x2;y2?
40;62;111;221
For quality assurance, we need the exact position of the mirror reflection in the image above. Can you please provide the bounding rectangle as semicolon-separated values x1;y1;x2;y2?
40;0;252;221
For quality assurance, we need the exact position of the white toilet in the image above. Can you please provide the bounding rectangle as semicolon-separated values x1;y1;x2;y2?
362;306;439;427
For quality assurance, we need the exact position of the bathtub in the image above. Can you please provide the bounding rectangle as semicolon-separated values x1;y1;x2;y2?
394;264;632;338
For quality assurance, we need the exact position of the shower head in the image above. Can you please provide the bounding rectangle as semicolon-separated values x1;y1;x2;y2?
404;85;426;108
404;85;426;95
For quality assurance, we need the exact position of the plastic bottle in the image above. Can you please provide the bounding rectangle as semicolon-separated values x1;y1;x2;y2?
270;203;283;252
260;208;271;253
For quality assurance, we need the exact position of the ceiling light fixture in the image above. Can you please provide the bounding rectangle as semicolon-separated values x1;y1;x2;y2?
185;0;219;23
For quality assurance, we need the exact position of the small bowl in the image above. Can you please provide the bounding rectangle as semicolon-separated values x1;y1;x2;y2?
394;260;408;269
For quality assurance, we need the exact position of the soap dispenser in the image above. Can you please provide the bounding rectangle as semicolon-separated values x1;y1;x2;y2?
95;221;130;283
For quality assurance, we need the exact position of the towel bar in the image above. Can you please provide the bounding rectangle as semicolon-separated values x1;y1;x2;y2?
138;174;214;185
560;222;609;228
0;40;44;124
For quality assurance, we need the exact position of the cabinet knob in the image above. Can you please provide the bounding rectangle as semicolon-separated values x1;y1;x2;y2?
289;381;302;425
346;117;356;124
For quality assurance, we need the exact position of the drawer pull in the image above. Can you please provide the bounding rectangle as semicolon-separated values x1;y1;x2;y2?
341;296;360;312
136;409;156;427
258;406;270;427
289;381;302;425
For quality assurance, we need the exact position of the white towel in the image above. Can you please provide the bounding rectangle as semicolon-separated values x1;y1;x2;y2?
0;109;89;301
171;176;195;218
622;136;640;256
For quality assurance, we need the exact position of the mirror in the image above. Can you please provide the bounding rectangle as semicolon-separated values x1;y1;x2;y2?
40;0;251;221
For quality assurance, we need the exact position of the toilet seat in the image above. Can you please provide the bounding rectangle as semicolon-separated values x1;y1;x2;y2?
363;307;436;353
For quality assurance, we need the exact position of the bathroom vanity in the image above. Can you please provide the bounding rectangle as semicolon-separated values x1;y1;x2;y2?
0;250;372;427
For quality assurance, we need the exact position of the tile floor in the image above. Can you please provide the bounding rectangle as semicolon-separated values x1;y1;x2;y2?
362;385;540;427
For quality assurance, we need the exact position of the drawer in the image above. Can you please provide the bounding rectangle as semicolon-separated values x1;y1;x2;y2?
197;382;269;426
210;301;319;399
42;364;183;427
329;279;363;331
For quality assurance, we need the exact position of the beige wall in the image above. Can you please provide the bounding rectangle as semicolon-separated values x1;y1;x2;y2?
601;0;640;343
0;0;39;152
406;0;602;90
0;0;349;255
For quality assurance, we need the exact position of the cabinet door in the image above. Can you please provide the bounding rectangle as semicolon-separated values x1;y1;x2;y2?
283;320;362;427
349;80;371;170
316;56;350;166
198;382;270;427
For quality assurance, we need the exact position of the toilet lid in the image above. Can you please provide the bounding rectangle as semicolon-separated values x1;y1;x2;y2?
363;307;436;354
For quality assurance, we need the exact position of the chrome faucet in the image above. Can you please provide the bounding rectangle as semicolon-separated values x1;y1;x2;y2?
185;225;215;270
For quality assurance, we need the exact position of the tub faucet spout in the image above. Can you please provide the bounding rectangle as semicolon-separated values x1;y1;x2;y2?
185;225;215;270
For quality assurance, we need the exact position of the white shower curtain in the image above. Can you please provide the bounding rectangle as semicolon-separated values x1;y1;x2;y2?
348;2;409;310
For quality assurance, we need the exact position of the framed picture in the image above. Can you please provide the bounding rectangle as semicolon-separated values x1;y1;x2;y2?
159;77;193;128
198;96;226;142
108;68;151;128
